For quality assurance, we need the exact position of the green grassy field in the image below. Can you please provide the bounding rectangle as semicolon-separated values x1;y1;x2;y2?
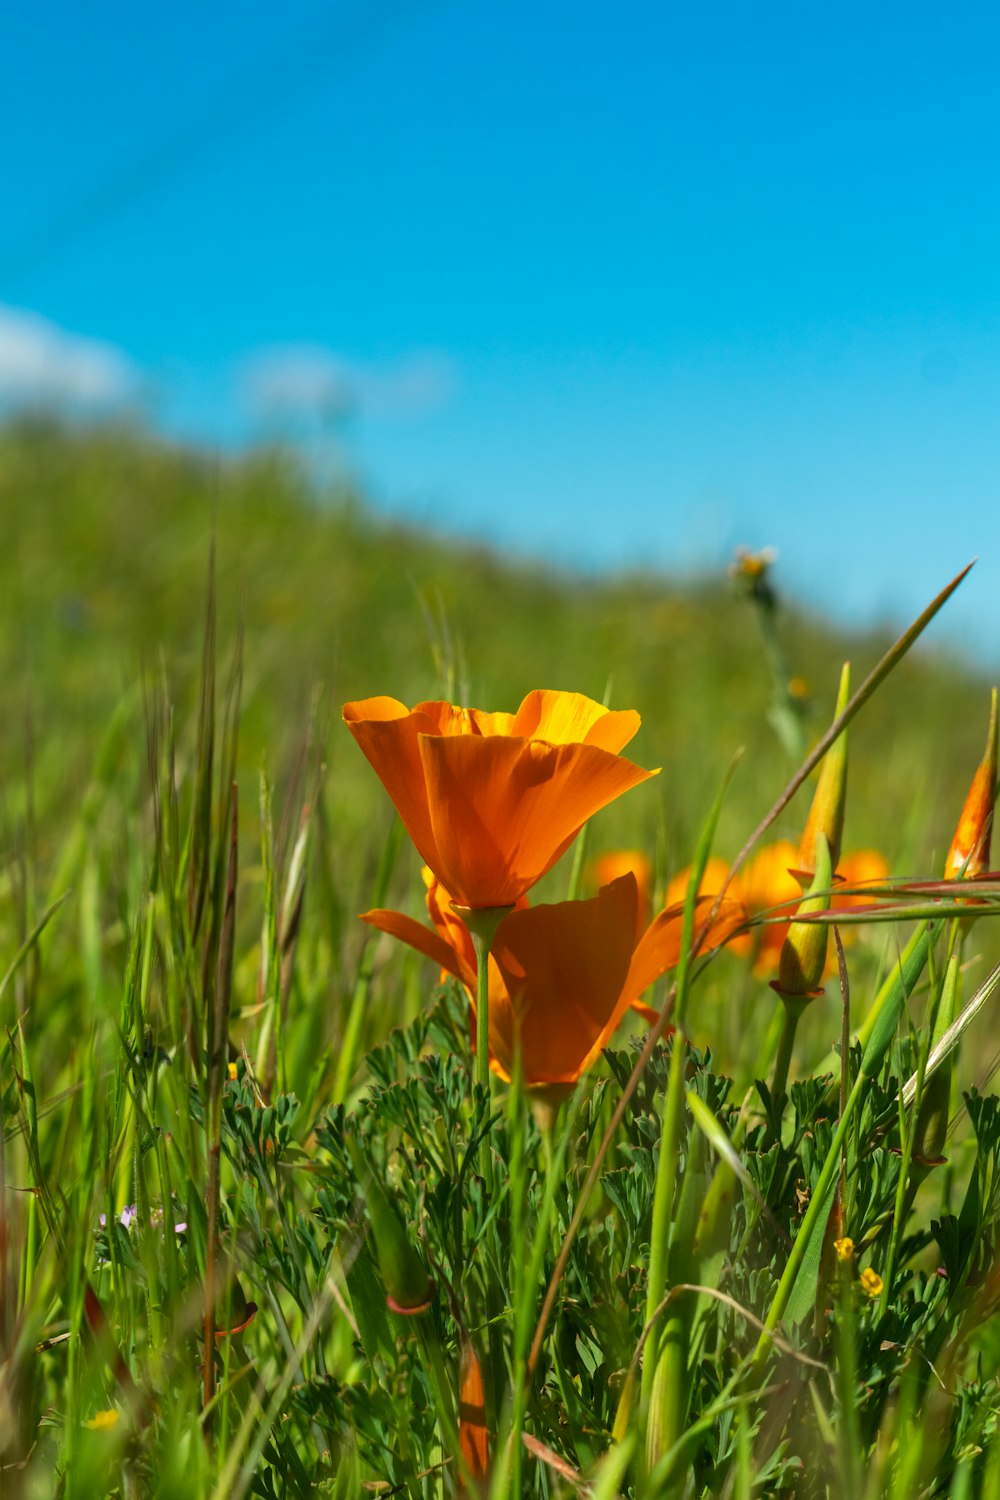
3;417;1000;1497
1;417;988;858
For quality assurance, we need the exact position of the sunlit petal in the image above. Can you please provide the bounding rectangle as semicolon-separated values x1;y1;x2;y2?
511;689;641;752
489;875;638;1084
360;907;472;987
420;735;657;908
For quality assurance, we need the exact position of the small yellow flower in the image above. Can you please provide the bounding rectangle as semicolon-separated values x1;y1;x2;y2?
730;545;777;581
834;1236;855;1262
85;1408;120;1431
788;676;809;700
227;1062;238;1081
859;1267;883;1299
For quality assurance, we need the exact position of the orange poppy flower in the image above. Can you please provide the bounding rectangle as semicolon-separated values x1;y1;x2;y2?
363;871;745;1085
737;840;803;968
830;849;891;910
342;690;657;909
665;845;799;971
486;877;641;1084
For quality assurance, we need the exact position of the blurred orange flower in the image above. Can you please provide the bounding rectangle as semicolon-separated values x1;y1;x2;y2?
363;871;744;1086
666;844;799;971
735;841;803;965
830;849;892;911
664;855;734;921
343;690;657;909
666;842;889;976
587;849;653;931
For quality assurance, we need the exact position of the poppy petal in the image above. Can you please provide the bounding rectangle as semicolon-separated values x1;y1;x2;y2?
624;896;747;1009
360;908;473;987
489;875;638;1084
419;734;657;908
342;700;443;873
410;700;517;738
588;850;653;935
511;689;641;753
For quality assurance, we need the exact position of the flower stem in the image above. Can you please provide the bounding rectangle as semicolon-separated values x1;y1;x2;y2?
455;903;512;1443
770;997;804;1128
457;904;512;1107
753;1067;867;1366
834;1257;861;1495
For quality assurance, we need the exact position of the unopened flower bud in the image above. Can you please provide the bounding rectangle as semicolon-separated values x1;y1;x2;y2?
349;1143;435;1316
797;663;850;881
945;688;998;881
773;832;833;999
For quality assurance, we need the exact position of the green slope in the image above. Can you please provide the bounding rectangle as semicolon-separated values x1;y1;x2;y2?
0;415;987;881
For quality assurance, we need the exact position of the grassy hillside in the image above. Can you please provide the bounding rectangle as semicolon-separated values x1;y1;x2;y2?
0;415;987;882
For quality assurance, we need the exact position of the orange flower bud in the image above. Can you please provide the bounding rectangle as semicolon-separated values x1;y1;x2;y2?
945;688;998;881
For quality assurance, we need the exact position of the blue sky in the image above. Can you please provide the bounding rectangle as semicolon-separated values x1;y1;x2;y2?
3;0;999;657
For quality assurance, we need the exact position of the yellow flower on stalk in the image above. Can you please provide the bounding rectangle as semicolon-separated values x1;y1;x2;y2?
834;1236;855;1263
343;690;657;909
729;545;778;585
859;1267;883;1299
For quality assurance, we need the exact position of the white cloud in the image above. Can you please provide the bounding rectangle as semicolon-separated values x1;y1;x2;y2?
0;303;136;407
239;345;454;421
